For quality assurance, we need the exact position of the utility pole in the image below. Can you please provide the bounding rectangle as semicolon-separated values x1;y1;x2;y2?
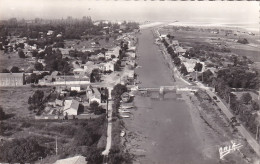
106;97;109;119
256;125;259;142
55;136;58;156
229;93;231;109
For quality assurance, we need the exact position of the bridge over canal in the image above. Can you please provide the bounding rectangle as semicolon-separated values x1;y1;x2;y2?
138;85;198;98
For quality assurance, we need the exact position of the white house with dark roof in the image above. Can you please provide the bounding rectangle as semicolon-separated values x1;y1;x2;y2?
63;100;79;115
86;86;101;104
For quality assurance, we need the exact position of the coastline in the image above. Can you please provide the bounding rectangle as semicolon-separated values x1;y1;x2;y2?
141;21;260;33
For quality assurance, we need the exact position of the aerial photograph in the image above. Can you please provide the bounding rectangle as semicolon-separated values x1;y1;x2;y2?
0;0;259;164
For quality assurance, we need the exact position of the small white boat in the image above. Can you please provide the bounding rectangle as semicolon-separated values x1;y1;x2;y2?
120;131;126;137
120;105;134;109
119;109;131;113
120;114;130;118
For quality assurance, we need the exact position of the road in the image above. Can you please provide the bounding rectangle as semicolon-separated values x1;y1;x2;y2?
204;86;260;157
102;99;113;156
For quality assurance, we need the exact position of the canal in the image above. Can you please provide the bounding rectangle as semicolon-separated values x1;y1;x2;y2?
124;27;218;164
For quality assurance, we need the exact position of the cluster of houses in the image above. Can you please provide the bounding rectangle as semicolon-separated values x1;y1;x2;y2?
37;84;109;119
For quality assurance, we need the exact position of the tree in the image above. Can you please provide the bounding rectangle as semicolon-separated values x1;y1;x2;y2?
173;57;181;67
70;90;78;97
114;60;121;71
74;128;98;146
90;69;101;82
240;93;252;105
85;148;103;164
0;106;6;120
18;43;24;49
251;100;259;111
179;64;188;75
237;38;249;44
34;62;44;71
10;66;20;73
89;101;99;113
29;90;44;106
200;69;213;84
0;138;46;163
194;62;203;72
18;49;26;58
32;50;38;57
2;68;10;73
111;84;127;100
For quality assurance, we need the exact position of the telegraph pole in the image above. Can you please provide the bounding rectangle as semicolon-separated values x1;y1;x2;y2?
106;97;109;119
55;136;58;155
229;93;231;109
256;125;259;142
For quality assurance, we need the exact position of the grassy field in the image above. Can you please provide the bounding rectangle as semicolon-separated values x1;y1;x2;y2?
160;27;260;62
0;86;52;118
0;51;32;71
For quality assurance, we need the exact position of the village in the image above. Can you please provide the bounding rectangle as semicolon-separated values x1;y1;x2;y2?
0;17;141;163
0;18;140;120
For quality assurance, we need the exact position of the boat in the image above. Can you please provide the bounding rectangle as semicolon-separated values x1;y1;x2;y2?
120;105;134;109
120;114;130;118
120;131;126;137
119;109;131;113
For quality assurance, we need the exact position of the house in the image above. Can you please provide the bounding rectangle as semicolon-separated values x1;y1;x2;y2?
105;52;112;60
103;62;114;72
174;46;186;56
73;68;86;77
97;52;105;59
54;155;87;164
0;73;24;86
47;30;54;36
128;46;136;52
55;99;64;106
63;100;79;115
171;40;179;46
159;34;167;40
71;86;81;92
127;52;136;59
86;86;101;104
127;70;135;79
56;34;62;38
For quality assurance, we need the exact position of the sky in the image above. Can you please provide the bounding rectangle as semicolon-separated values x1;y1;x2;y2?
0;0;259;24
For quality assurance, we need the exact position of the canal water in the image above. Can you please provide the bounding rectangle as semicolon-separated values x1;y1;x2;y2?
127;28;218;163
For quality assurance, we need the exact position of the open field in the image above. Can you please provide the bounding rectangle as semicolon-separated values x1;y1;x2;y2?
159;27;260;62
0;86;52;118
0;51;32;71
